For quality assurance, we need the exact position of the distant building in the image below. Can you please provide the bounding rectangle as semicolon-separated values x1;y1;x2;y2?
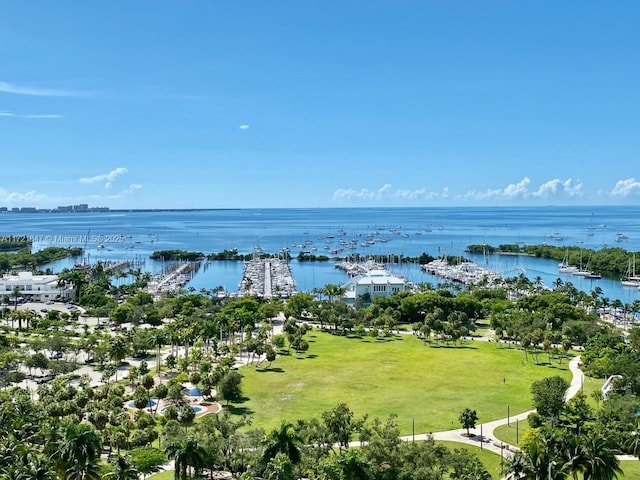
0;272;74;302
343;269;409;304
0;204;109;213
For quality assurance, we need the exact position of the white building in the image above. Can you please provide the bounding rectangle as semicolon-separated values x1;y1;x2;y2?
343;269;409;304
0;272;73;302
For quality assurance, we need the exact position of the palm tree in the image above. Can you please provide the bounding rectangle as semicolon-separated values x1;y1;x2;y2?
261;421;302;467
53;423;102;480
108;336;129;380
579;428;622;480
165;437;206;480
11;285;23;311
322;284;346;303
22;451;56;480
104;455;139;480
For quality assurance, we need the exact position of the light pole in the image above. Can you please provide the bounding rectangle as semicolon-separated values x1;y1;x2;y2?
412;417;415;443
507;403;510;426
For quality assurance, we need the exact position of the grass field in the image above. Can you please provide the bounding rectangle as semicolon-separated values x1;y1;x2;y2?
147;470;173;480
437;441;503;479
620;460;640;478
236;330;573;435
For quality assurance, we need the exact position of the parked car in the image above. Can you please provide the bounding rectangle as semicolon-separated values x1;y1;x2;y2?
49;352;63;360
34;375;53;384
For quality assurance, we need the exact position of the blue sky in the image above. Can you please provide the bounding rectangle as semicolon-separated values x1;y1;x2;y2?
1;1;639;209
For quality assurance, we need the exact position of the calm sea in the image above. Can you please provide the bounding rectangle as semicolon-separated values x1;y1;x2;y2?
2;206;640;303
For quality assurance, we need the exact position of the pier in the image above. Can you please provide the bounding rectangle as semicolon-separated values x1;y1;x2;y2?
101;258;146;273
147;261;202;298
72;257;146;272
238;255;295;298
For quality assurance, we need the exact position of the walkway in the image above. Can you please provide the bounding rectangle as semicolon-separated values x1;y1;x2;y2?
401;356;585;456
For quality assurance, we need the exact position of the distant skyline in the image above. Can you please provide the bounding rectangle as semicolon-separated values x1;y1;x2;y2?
1;1;639;209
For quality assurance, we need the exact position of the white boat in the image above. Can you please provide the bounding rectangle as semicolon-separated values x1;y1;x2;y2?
558;249;578;273
569;249;593;277
621;255;640;287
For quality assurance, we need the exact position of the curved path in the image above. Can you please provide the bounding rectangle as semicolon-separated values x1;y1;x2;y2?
397;356;585;456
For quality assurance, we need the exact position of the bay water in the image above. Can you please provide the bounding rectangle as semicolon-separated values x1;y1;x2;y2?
2;206;640;303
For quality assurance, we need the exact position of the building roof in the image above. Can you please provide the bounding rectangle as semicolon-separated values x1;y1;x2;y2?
346;269;406;286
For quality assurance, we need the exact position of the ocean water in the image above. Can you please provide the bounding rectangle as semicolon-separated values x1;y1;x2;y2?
2;206;640;303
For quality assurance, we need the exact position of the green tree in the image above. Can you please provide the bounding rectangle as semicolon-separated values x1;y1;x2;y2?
458;408;478;436
322;403;360;452
579;428;622;480
165;437;206;480
130;447;166;478
531;376;570;424
218;370;242;405
104;455;139;480
53;423;102;480
264;452;294;480
262;421;302;467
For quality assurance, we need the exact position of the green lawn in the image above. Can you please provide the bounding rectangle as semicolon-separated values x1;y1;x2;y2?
237;330;573;435
147;470;174;480
620;460;640;478
437;441;503;479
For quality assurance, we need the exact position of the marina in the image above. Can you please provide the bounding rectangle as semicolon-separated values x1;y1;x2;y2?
147;261;201;298
421;258;501;285
237;252;296;298
1;205;640;303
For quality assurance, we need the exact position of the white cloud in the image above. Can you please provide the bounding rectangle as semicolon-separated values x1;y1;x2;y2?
0;81;82;97
79;167;128;188
562;179;583;196
333;184;446;202
333;184;392;201
239;124;250;130
533;178;583;198
107;184;143;199
0;111;63;119
462;177;532;201
23;114;63;119
0;187;48;204
611;178;640;198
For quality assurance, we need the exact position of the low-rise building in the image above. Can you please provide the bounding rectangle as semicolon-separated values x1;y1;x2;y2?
0;272;74;302
343;269;409;304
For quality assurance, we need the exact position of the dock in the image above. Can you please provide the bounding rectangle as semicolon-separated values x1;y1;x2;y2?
422;259;500;285
335;259;385;277
238;256;295;298
147;261;201;297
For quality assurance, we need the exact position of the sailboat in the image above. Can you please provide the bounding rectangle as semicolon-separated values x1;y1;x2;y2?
621;254;640;287
558;248;578;274
572;250;595;277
